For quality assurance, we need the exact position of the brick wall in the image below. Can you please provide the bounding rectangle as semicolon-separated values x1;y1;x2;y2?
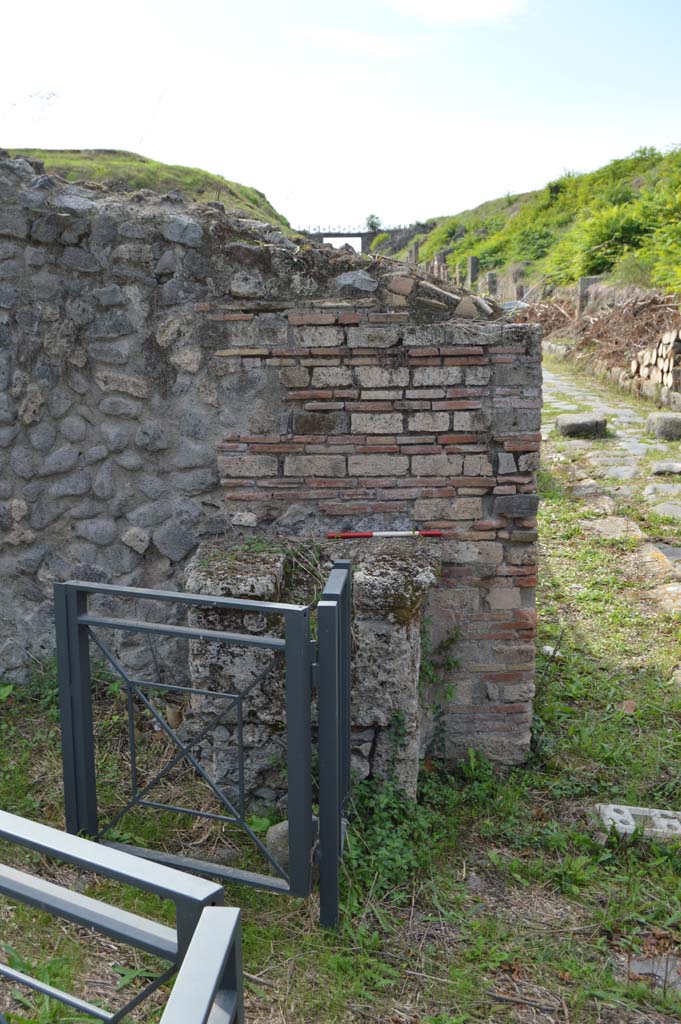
201;302;541;765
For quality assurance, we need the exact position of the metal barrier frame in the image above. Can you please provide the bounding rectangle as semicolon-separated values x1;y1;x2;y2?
159;906;242;1024
54;580;314;899
54;560;352;927
0;809;243;1023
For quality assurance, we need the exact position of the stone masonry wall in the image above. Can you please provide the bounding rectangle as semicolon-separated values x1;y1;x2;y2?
0;152;541;767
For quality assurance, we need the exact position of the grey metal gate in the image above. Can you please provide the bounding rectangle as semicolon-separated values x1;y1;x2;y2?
0;808;244;1022
54;560;351;927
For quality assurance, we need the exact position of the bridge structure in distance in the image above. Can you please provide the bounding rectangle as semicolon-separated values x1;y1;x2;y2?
296;225;409;254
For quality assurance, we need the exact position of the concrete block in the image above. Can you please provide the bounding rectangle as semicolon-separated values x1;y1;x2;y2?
596;803;681;839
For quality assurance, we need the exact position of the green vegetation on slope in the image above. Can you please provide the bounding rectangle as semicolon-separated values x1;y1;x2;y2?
10;149;290;228
399;146;681;292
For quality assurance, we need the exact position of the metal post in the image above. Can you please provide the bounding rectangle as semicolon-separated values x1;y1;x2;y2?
333;561;352;809
221;910;245;1022
284;608;313;897
56;584;98;835
317;599;340;928
55;584;78;835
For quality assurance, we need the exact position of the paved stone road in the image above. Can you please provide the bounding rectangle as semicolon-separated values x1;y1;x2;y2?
542;363;681;612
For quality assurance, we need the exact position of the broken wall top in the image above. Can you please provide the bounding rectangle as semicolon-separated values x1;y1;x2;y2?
0;153;501;321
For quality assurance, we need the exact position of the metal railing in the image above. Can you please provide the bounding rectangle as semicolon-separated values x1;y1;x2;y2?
54;561;352;927
55;580;314;899
0;809;243;1022
317;561;352;928
159;907;242;1024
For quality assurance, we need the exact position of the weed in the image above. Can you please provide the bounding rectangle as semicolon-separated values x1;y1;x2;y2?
343;779;448;905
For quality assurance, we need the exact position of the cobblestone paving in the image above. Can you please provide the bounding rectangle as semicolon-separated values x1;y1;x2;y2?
543;367;677;512
542;363;681;612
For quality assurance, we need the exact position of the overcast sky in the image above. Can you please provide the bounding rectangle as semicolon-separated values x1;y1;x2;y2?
2;0;681;229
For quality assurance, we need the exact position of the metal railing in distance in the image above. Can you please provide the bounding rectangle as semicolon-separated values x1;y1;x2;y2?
54;580;313;900
159;907;242;1024
0;809;243;1022
317;560;352;928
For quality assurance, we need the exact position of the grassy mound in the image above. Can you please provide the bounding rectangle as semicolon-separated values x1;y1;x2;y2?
10;148;289;228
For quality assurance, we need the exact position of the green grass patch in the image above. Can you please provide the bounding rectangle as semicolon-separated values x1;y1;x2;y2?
2;451;681;1020
10;149;290;228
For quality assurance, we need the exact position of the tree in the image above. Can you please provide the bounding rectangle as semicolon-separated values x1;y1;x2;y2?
365;214;382;232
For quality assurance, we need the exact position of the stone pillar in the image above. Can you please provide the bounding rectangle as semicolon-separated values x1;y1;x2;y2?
183;540;440;805
577;275;601;315
485;271;498;296
348;544;439;797
466;256;479;290
184;549;289;813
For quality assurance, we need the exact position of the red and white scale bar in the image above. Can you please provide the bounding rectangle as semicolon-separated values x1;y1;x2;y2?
326;530;443;539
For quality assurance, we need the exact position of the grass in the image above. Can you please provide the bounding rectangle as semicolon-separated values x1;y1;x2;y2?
9;149;290;229
388;144;681;292
2;412;681;1020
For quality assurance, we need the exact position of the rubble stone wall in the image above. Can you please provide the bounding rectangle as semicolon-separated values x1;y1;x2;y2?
0;153;541;768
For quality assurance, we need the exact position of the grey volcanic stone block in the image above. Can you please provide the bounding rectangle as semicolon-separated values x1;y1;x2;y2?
11;447;36;479
93;462;115;499
555;413;607;438
30;498;67;529
153;520;197;561
61;249;101;273
94;284;124;306
171;468;219;494
47;388;73;418
75;518;117;545
28;421;56;452
135;421;168;451
647;413;681;440
83;445;108;465
0;425;20;449
115;451;144;471
334;269;378;293
494;494;539;517
99;397;141;418
38;445;78;476
652;461;681;476
167;439;214;470
60;414;88;442
100;423;129;452
162;215;203;248
47;470;91;497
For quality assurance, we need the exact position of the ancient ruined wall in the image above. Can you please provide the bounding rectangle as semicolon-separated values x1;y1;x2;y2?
0;152;540;767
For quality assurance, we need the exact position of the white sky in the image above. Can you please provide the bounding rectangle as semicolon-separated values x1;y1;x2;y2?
2;0;681;228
